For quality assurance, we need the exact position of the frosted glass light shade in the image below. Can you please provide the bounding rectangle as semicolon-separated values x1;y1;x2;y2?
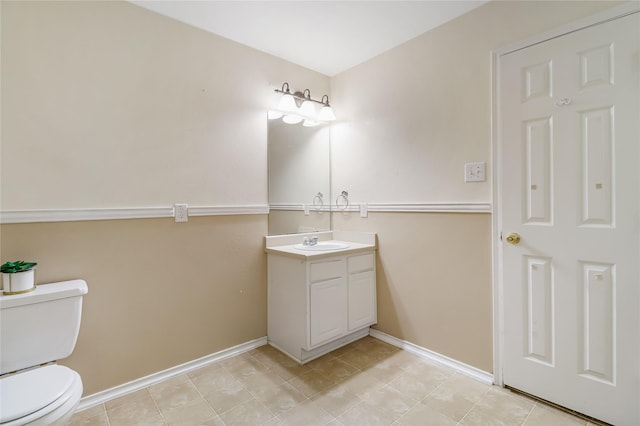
282;114;303;124
300;100;315;118
318;105;336;121
303;119;320;127
278;94;297;112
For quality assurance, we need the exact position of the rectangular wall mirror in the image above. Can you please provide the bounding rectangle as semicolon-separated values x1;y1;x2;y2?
267;119;331;235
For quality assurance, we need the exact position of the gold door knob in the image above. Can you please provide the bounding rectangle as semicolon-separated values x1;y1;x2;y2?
505;232;521;245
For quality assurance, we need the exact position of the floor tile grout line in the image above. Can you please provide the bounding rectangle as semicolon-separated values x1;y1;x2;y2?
104;401;114;425
219;354;271;416
228;346;388;424
146;385;168;425
415;371;477;425
455;382;498;425
197;361;256;419
225;351;318;425
102;402;112;426
185;372;225;424
520;401;539;426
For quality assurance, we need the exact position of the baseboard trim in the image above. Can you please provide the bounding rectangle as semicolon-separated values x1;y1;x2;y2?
76;336;268;412
78;331;493;412
369;329;494;385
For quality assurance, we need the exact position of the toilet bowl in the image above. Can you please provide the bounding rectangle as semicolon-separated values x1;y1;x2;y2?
0;280;88;425
0;365;83;425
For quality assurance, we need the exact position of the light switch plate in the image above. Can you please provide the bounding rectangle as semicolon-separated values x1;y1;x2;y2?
465;162;486;182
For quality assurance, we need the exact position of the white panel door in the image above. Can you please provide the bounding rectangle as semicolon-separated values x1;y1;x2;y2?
499;12;639;425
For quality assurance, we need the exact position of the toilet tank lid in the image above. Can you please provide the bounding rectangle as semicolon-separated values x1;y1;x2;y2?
0;365;79;424
0;279;87;309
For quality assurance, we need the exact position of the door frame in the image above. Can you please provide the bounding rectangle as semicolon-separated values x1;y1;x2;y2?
490;2;640;387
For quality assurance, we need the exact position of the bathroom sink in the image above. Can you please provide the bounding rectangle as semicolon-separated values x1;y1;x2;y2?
294;242;351;251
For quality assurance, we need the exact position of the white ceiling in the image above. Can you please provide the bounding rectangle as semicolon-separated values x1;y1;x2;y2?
130;1;488;76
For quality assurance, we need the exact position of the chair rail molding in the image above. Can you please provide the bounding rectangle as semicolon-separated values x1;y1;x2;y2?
0;205;269;224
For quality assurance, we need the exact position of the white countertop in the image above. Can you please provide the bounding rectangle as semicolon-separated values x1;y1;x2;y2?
265;231;377;260
265;240;376;260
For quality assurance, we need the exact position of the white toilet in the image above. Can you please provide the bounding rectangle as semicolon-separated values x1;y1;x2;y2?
0;280;88;425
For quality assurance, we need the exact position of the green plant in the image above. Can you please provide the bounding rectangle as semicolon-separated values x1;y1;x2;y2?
1;261;37;273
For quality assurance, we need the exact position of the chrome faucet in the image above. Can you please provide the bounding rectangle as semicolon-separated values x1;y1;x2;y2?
303;236;319;246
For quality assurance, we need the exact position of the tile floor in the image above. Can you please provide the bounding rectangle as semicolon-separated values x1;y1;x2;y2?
69;336;596;426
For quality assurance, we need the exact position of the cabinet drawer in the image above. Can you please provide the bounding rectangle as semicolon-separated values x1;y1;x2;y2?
348;253;374;274
310;259;345;283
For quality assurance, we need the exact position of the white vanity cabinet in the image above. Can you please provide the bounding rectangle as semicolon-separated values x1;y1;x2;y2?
267;249;377;364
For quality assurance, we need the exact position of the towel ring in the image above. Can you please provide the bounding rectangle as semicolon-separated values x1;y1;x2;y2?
336;190;349;210
313;192;324;210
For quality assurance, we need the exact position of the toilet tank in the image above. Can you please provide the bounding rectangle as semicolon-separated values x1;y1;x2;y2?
0;280;88;375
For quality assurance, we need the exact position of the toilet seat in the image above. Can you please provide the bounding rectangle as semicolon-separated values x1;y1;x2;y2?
0;365;82;425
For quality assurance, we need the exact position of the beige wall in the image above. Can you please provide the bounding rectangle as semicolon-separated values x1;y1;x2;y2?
1;0;329;210
0;1;327;395
330;1;621;371
333;212;493;371
1;216;267;395
268;210;330;236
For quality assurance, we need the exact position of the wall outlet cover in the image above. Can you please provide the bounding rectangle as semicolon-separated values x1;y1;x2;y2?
360;203;368;218
174;204;188;222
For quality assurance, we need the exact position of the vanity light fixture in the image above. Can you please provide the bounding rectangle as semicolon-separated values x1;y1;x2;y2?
318;95;336;121
270;82;336;126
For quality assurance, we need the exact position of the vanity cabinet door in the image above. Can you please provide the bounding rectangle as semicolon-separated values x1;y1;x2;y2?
309;277;347;347
347;270;376;331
